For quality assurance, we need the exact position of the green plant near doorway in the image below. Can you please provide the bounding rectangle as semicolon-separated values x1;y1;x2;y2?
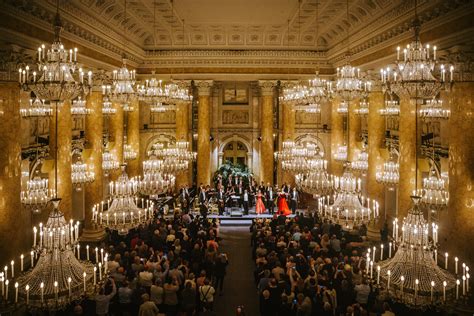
213;162;253;188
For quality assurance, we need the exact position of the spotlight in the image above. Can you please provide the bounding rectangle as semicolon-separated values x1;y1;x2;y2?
257;136;262;141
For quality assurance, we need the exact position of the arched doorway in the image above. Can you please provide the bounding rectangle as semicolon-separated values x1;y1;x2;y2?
223;141;248;166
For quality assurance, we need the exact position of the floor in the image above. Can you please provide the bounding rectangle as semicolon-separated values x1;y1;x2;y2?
213;226;259;316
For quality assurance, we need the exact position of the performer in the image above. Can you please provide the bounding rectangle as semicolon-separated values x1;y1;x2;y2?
290;187;299;214
217;187;225;215
199;184;208;205
278;189;291;216
179;186;190;212
242;189;249;215
258;181;265;193
265;183;275;214
255;190;266;215
236;184;244;208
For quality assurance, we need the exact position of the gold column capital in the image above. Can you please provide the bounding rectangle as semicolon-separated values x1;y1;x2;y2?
258;80;278;96
195;80;214;96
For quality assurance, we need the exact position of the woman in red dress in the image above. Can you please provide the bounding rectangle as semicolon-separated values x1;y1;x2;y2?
278;190;292;216
255;190;266;215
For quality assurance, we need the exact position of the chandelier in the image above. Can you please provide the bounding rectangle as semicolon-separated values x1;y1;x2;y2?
92;165;154;235
380;6;452;100
280;82;307;105
138;77;170;104
318;169;379;230
123;143;138;161
333;145;348;162
71;96;91;116
71;159;95;190
379;100;400;116
101;85;116;116
376;155;400;187
351;147;369;172
419;98;450;120
19;8;91;102
150;102;176;113
280;143;327;174
336;100;349;114
375;196;461;308
110;58;136;104
354;98;369;116
12;199;95;310
418;167;449;210
102;150;119;176
20;97;52;117
335;64;371;101
296;171;333;196
168;82;193;103
21;175;55;213
138;172;176;196
145;142;196;174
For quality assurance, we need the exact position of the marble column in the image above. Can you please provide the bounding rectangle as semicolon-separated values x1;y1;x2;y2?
440;82;474;268
81;90;105;240
258;80;277;185
196;80;213;186
109;103;123;180
367;90;386;228
0;83;29;265
127;99;140;178
49;100;73;219
398;95;416;218
331;96;344;176
176;100;191;187
281;99;296;186
348;98;361;161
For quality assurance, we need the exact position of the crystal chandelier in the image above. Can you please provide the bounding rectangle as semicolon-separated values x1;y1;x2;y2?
351;147;369;172
336;100;349;114
335;64;371;101
150;102;176;113
419;98;450;120
376;158;400;187
418;167;449;210
71;159;95;190
110;58;136;104
92;165;154;235
123;143;138;161
101;85;116;116
138;77;170;104
138;171;176;196
379;100;400;116
295;171;333;196
318;169;379;230
102;150;119;176
20;97;52;117
280;143;327;174
21;175;55;213
19;7;91;102
71;96;91;116
375;196;462;307
333;145;348;162
380;4;452;100
169;83;193;103
13;199;95;310
354;98;369;116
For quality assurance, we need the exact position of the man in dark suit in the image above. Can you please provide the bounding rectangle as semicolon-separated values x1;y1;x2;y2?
217;187;225;215
180;186;190;211
199;184;208;205
236;184;244;208
265;183;275;214
243;189;249;215
290;187;299;214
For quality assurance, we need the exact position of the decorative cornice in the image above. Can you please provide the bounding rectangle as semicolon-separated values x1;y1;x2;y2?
258;80;278;96
194;80;214;96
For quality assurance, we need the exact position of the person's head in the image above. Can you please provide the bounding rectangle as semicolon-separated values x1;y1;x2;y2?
296;293;305;304
141;293;149;303
262;289;270;299
204;278;210;285
185;281;192;289
73;304;83;315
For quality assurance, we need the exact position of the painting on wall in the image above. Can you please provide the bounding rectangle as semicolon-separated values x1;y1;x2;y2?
222;110;249;125
223;87;248;104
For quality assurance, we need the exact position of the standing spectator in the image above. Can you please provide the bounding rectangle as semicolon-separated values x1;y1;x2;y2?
213;253;229;295
354;278;371;309
199;279;216;311
180;281;197;316
95;278;117;316
118;280;133;316
163;277;180;316
138;293;160;316
150;279;164;311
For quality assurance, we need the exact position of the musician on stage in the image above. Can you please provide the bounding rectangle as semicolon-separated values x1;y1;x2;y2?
289;187;299;214
179;186;190;212
236;183;244;208
199;184;208;205
242;189;250;215
217;186;225;215
258;181;265;194
265;183;275;214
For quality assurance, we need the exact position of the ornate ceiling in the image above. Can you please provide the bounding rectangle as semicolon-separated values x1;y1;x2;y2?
0;0;473;76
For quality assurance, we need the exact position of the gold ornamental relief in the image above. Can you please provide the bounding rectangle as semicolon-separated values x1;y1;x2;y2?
150;111;176;125
295;110;318;125
222;110;249;125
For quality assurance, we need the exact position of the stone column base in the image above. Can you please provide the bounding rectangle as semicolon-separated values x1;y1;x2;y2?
80;228;106;242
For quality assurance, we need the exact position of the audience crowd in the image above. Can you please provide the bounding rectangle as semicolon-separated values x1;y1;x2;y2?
72;210;228;316
251;212;398;316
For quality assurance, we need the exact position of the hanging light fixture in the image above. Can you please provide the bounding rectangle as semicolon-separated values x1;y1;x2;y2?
20;173;55;213
333;145;348;162
110;0;137;105
294;144;333;196
19;0;91;103
123;143;138;162
376;149;400;188
20;97;53;117
380;0;452;100
71;96;91;116
379;99;400;116
102;150;119;176
71;158;95;191
334;0;371;101
351;147;369;172
354;98;370;116
101;85;116;116
318;168;379;230
419;98;450;120
92;165;154;235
